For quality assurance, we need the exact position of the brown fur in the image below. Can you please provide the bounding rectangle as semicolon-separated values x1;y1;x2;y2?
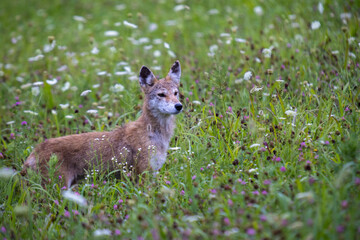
22;61;182;187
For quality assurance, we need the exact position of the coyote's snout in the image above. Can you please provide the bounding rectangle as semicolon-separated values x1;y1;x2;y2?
22;60;183;188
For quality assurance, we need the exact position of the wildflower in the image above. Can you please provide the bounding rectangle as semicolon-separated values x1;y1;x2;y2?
223;217;230;225
73;15;86;22
263;179;271;185
250;86;263;93
262;48;272;58
59;103;69;109
32;87;40;96
1;226;6;233
62;190;87;207
123;20;138;29
180;190;185;196
253;6;264;16
210;189;217;194
311;21;321;30
104;30;119;37
285;110;297;116
59;175;62;180
93;229;111;237
228;199;233;206
54;200;59;205
246;228;256;235
10;133;15;139
318;2;324;14
244;71;252;81
260;215;267;221
275;157;281;162
21;121;27;125
355;178;360;185
46;78;57;85
0;167;16;179
252;191;259;195
336;225;345;233
300;142;306;147
262;190;268;195
64;210;70;218
86;109;98;115
91;47;99;55
113;204;118;210
280;166;286;172
192;175;196;180
341;200;348;209
118;199;123;204
114;229;121;235
110;84;124;92
80;90;92;96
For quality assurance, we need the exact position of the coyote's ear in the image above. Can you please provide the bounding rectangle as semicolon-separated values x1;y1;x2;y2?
167;60;181;85
139;66;156;89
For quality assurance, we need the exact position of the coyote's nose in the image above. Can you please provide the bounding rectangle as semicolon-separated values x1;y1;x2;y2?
175;103;183;111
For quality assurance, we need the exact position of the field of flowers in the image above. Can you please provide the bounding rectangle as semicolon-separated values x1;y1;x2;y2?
0;0;359;239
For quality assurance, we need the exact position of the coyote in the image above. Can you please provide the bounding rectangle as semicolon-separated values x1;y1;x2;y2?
22;61;183;188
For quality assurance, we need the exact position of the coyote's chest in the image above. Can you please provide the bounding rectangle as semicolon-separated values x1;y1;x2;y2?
148;129;172;171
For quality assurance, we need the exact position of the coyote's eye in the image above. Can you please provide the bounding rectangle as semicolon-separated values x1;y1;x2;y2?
174;91;178;96
158;93;166;97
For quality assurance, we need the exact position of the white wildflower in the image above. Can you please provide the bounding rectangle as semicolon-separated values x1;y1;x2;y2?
91;47;99;55
24;110;38;115
59;103;69;109
28;54;44;62
285;110;297;117
192;100;201;105
249;144;261;148
65;115;74;119
51;110;57;115
61;82;70;92
33;81;43;86
0;167;16;179
248;168;258;172
174;5;188;11
6;121;15;125
93;229;111;237
57;65;67;72
149;23;158;32
123;20;138;29
73;16;86;22
31;87;40;96
97;71;107;76
235;38;246;43
208;9;219;15
110;84;124;92
340;13;351;20
244;71;252;81
104;30;119;37
80;90;92;96
262;48;272;58
62;190;87;207
46;78;57;85
87;109;98;115
168;50;176;58
311;21;321;30
153;50;161;57
164;42;170;49
318;2;324;14
254;6;264;16
250;86;263;93
16;76;24;82
43;40;56;53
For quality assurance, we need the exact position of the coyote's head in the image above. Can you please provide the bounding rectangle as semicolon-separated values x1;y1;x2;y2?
139;60;183;116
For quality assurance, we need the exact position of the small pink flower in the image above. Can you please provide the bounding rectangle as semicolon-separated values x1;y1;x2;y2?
180;190;185;196
200;167;204;171
21;121;27;126
275;157;281;162
72;210;79;215
261;190;268;195
114;229;121;235
192;175;196;180
59;175;62;180
252;191;259;195
260;215;267;221
223;217;230;225
64;210;70;218
114;204;118;210
61;186;67;190
1;226;6;233
280;166;286;172
341;200;348;209
165;181;171;185
263;180;271;185
246;228;256;235
228;199;233;206
118;199;123;204
54;200;59;205
210;189;217;194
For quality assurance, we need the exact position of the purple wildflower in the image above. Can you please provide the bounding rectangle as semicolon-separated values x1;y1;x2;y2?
114;229;121;235
64;210;70;218
21;121;27;126
280;166;286;172
246;228;256;235
180;190;185;196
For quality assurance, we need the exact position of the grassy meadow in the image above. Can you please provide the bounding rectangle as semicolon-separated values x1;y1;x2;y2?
1;0;360;239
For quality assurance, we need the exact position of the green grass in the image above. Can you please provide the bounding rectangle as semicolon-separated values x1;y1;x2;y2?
1;0;360;239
